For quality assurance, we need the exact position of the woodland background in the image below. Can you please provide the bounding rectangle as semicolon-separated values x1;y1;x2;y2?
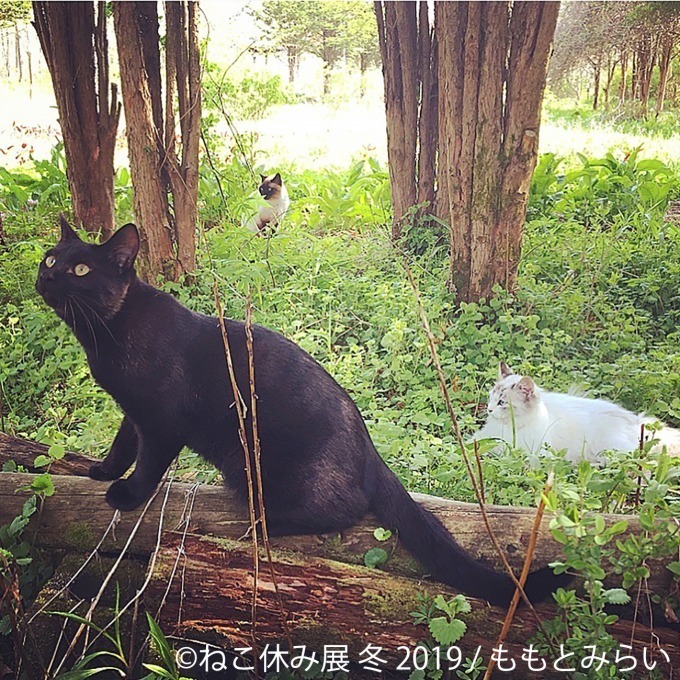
0;1;678;678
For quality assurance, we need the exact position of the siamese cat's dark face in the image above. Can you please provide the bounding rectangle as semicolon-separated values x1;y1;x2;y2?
36;216;140;321
258;172;283;200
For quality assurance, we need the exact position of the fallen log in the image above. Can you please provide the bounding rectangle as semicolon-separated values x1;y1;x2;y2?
0;431;96;476
0;431;674;593
1;436;677;675
0;470;673;599
145;533;678;676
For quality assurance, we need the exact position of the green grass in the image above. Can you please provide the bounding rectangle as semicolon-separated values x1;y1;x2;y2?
0;142;678;504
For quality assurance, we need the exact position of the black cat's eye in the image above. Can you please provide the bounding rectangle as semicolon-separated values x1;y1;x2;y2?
45;255;56;268
74;263;91;277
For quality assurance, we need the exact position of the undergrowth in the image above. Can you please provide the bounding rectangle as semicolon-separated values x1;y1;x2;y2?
0;136;678;677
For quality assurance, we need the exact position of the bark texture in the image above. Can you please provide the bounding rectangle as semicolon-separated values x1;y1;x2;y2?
0;437;677;675
32;1;120;238
145;534;678;676
0;435;674;597
375;1;437;238
113;1;200;281
376;1;559;302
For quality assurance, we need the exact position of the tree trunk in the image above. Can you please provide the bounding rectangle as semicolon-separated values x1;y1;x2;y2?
2;437;677;675
636;35;657;118
164;0;200;275
656;36;673;115
377;2;557;299
439;1;559;302
603;55;617;111
113;1;199;282
0;435;674;596
287;47;296;83
592;56;601;110
619;50;628;104
375;1;434;238
32;1;120;238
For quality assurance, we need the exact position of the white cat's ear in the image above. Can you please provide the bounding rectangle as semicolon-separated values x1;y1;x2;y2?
515;376;535;400
59;214;80;242
499;362;513;379
102;223;139;270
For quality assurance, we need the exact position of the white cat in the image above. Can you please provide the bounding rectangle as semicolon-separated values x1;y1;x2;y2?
474;362;680;463
245;172;290;233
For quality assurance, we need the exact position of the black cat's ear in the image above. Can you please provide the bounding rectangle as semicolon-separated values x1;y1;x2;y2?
271;172;282;185
102;223;140;270
59;214;79;242
499;362;513;379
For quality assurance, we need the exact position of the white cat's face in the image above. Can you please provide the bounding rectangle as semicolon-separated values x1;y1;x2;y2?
486;364;539;423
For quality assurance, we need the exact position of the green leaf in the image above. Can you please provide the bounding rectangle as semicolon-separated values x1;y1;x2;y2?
594;515;605;534
48;443;66;460
666;561;680;578
603;588;631;605
363;547;388;568
373;527;392;542
33;454;52;468
141;665;175;679
31;473;55;497
428;616;467;645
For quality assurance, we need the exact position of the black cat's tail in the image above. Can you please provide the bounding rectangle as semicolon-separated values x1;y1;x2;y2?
370;461;564;607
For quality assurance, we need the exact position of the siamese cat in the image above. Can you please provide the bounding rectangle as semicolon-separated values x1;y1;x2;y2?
35;218;568;606
245;173;289;233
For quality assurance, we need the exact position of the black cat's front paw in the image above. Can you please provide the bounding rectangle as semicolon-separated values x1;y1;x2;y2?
89;462;122;482
105;480;148;511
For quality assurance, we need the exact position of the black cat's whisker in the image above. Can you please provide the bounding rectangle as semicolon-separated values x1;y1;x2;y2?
70;296;99;358
72;294;119;348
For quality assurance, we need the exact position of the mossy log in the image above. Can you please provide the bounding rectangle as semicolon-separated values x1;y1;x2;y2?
0;434;674;595
0;432;95;476
144;533;678;676
1;434;678;675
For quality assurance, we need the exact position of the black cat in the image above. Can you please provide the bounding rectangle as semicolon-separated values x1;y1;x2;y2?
36;217;566;606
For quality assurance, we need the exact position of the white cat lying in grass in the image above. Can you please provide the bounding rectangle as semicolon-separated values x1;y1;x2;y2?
475;362;680;463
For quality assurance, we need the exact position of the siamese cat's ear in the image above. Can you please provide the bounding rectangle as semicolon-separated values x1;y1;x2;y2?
271;172;282;185
499;362;513;379
59;214;80;242
260;174;267;182
515;376;535;400
101;223;140;270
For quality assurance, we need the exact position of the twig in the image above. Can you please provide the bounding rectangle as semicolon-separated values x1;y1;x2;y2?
245;296;293;650
634;423;645;506
85;472;178;657
27;512;120;624
472;440;485;505
211;276;261;670
51;480;168;676
401;258;556;652
483;473;554;680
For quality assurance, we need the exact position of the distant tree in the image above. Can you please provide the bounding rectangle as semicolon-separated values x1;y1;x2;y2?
347;0;380;93
251;0;305;84
550;1;680;116
550;2;630;110
32;1;120;237
113;1;200;281
252;1;377;96
376;1;559;303
628;2;680;115
0;0;30;26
